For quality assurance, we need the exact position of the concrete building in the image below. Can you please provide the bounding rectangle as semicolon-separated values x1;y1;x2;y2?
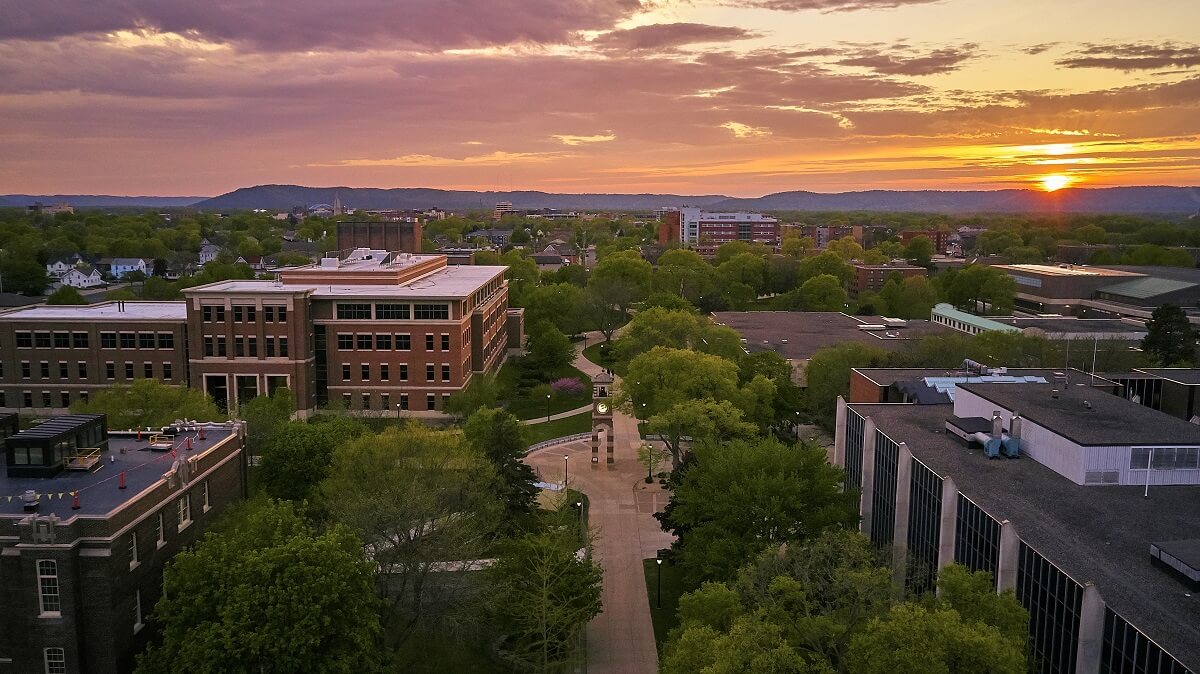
0;252;520;418
847;366;1119;405
834;382;1200;673
850;261;927;297
993;264;1200;321
335;220;423;255
492;202;516;221
673;207;779;246
1101;368;1200;423
0;415;246;673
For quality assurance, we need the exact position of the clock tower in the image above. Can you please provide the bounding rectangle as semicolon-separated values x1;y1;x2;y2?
591;370;614;465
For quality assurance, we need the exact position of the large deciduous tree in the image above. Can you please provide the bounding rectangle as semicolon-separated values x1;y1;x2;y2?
137;501;381;674
72;379;224;429
646;399;758;470
587;251;652;340
258;416;369;502
1143;304;1196;365
525;321;575;378
464;407;538;529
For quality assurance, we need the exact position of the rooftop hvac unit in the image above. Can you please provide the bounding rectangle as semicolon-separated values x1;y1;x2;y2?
320;257;339;268
858;324;886;331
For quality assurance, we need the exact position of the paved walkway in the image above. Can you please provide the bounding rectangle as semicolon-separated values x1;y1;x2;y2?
523;333;673;674
521;404;592;425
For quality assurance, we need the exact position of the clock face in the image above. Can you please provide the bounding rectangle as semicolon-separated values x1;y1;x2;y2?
596;402;610;415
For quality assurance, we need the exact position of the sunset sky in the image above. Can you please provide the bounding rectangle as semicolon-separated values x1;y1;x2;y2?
2;0;1199;196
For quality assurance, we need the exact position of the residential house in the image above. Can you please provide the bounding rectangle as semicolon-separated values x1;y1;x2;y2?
198;243;221;266
45;255;85;278
235;255;267;271
108;258;148;279
58;264;104;289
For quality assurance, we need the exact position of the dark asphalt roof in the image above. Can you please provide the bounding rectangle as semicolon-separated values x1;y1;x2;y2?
849;402;1200;671
1;425;238;518
854;368;1092;388
8;414;104;440
1136;369;1200;385
958;382;1200;446
989;316;1148;335
711;311;949;361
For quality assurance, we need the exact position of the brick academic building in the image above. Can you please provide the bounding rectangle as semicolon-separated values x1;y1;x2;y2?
0;250;522;416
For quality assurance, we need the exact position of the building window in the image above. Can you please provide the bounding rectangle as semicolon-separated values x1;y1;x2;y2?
278;338;288;358
376;303;410;319
203;480;211;512
72;332;89;348
79;391;88;404
414;303;449;320
441;393;450;407
202;306;212;321
133;589;144;633
381;393;390;409
278;307;286;321
342;364;351;381
139;333;155;349
441;364;451;382
1130;447;1200;471
427;393;436;410
177;494;192;531
235;338;244;358
120;332;136;349
59;391;69;407
356;334;372;350
37;559;60;615
246;306;256;322
129;531;139;569
23;391;32;408
106;362;115;379
400;393;409;410
158;333;174;349
16;331;32;348
43;648;66;674
232;306;243;322
399;364;408;381
441;334;450;350
361;364;370;380
376;334;392;350
144;362;154;379
395;334;411;350
125;362;134;379
337;333;354;350
342;393;352;408
425;334;435;351
21;361;31;378
380;364;389;381
426;364;435;381
58;361;68;379
77;361;87;379
156;512;165;547
35;332;51;348
163;363;173;380
361;392;371;410
204;337;214;357
266;339;275;358
264;306;274;322
41;391;51;407
336;303;372;320
217;336;227;357
40;361;50;378
248;337;257;357
1017;542;1082;674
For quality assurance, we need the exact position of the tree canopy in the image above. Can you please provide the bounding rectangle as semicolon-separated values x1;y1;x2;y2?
72;379;224;428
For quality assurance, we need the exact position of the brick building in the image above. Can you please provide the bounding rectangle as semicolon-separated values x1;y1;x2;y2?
783;224;863;249
0;415;246;673
0;251;519;417
899;229;949;252
335;220;422;254
849;261;927;297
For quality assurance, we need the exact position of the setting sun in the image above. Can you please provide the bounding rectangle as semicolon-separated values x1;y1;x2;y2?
1040;174;1073;192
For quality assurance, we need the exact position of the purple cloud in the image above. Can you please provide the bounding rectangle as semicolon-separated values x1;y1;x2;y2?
590;23;758;51
837;43;978;75
725;0;940;11
1056;42;1200;71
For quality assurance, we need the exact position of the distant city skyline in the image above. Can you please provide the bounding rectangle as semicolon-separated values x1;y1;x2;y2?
2;0;1199;196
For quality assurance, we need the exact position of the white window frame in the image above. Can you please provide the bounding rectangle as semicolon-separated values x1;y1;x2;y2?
177;493;192;532
202;480;211;513
37;560;60;616
43;647;66;674
133;589;144;634
128;531;139;570
156;512;166;548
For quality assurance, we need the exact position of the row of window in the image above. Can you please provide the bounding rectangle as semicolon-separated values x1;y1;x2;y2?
1;390;89;409
15;332;91;349
336;302;450;321
1129;447;1200;471
14;331;177;350
341;362;451;382
335;332;449;351
342;391;448;411
201;305;288;323
202;336;289;358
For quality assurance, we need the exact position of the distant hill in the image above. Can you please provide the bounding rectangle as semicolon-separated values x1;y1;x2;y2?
194;185;730;211
0;194;206;208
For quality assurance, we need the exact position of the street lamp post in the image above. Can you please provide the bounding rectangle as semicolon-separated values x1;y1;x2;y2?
563;454;569;487
655;559;663;609
546;393;552;422
396;403;402;420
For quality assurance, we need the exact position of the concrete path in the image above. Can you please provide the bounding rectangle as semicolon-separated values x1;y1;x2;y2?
524;334;673;674
521;404;592;425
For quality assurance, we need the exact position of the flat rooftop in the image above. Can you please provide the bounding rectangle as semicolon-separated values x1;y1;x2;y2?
850;402;1200;670
994;264;1144;278
192;264;507;299
959;382;1200;446
853;367;1109;389
1134;368;1200;385
711;311;949;361
988;316;1148;335
1;424;239;518
0;301;186;321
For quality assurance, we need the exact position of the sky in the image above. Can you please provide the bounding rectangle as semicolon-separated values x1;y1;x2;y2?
2;0;1200;197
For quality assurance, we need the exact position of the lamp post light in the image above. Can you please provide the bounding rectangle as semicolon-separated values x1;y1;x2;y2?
396;403;402;420
546;393;552;422
563;454;569;487
576;500;584;528
655;558;663;609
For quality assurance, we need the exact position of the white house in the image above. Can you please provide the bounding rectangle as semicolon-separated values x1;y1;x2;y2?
109;258;148;279
199;243;221;265
59;264;104;289
46;259;73;277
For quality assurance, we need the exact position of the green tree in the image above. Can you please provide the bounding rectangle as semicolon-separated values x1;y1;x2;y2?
587;252;652;339
946;265;1015;315
1143;304;1196;365
654;248;713;303
0;257;49;295
72;379;224;428
799;274;848;311
844;603;1025;674
613;307;704;362
658;437;858;585
718;253;769;295
877;275;939;319
798;252;854;286
1073;224;1107;244
781;236;816;258
663;616;832;674
46;285;86;304
646;399;759;470
137;501;381;674
238;387;294;451
464;407;538;528
525;321;575;378
487;529;603;673
827;236;865;261
259;416;369;502
444;374;500;420
522;283;587;335
622;347;744;418
903;235;935;265
804;343;890;429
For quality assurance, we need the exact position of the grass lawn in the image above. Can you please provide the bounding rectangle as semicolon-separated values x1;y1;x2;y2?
386;621;509;673
497;360;592;420
524;412;591;446
642;559;685;655
582;340;627;374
